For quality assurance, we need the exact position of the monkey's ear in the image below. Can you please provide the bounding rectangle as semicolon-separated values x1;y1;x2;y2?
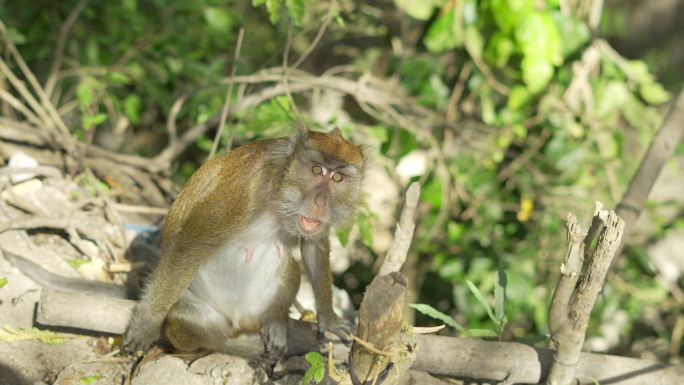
330;127;342;138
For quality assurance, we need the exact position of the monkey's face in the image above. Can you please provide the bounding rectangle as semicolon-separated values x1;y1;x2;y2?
278;130;366;239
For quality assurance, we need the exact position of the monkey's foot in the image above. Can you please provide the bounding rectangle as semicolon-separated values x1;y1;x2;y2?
318;314;355;344
260;322;288;361
123;305;163;354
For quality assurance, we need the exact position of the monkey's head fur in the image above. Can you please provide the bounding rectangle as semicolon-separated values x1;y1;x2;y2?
277;128;367;240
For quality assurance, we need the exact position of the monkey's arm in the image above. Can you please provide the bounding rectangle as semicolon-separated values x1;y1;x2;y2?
300;237;351;338
125;152;256;351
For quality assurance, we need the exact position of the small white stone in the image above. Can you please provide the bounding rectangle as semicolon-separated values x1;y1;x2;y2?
8;151;39;184
395;150;428;183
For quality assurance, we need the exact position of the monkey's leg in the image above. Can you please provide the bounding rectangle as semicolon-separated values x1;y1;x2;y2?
164;296;230;352
254;256;301;359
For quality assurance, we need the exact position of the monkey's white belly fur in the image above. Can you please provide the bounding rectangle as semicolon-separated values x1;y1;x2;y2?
185;213;286;325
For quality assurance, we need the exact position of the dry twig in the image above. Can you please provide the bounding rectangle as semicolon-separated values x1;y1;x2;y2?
546;203;625;385
209;27;245;158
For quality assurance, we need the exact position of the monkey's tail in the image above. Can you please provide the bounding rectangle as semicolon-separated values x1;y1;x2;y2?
2;249;131;299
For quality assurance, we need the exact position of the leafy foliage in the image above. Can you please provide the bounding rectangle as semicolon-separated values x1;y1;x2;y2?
302;352;325;385
0;0;679;360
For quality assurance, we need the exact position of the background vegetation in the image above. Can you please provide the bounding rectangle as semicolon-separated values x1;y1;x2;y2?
1;0;682;363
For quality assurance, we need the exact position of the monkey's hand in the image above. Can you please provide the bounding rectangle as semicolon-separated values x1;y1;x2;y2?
317;313;354;343
123;304;163;353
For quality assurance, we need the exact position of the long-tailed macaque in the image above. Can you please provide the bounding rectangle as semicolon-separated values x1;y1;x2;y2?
123;128;366;356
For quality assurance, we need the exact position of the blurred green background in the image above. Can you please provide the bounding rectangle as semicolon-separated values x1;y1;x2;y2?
1;0;682;363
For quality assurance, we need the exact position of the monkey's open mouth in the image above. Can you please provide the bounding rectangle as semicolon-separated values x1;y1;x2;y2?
299;215;322;233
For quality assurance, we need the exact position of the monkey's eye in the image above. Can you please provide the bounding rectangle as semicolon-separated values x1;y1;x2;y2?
312;165;323;175
331;173;344;182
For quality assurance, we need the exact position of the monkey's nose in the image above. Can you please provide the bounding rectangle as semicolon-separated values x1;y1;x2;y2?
314;192;327;207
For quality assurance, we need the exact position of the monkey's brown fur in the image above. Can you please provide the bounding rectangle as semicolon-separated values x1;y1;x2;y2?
124;129;365;356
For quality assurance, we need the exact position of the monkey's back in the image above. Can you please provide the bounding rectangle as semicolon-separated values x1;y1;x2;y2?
161;138;291;262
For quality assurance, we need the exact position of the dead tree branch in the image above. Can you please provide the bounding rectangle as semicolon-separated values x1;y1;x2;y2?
546;203;625;385
614;87;684;262
35;288;684;385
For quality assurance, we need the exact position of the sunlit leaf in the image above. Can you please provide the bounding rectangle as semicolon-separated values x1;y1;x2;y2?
80;375;102;384
313;365;325;383
554;14;590;57
0;277;7;289
516;12;562;66
0;326;72;344
409;303;466;332
305;351;324;365
640;81;670;105
521;55;554;93
394;0;439;21
464;25;484;59
490;0;533;34
484;32;514;68
203;7;233;32
424;9;463;53
507;85;531;111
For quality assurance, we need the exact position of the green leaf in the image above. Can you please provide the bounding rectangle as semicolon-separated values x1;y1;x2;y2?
358;215;374;248
554;14;590;57
464;25;484;60
196;135;214;153
82;113;108;131
507;85;531;111
305;351;324;365
203;7;234;32
462;328;499;338
516;12;563;66
336;227;350;246
594;80;630;119
479;88;496;125
267;0;283;24
253;0;283;24
313;365;325;383
490;0;533;34
424;9;463;53
76;81;94;108
447;222;465;242
639;81;670;105
421;178;442;208
466;280;497;326
521;55;554;94
124;94;142;124
285;0;306;26
0;277;7;289
484;32;514;68
409;303;466;332
494;269;507;322
80;375;102;384
302;370;313;385
66;258;88;268
109;71;131;84
394;0;439;21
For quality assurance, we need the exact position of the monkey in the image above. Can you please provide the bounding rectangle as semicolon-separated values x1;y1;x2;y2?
3;128;365;357
123;127;366;357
